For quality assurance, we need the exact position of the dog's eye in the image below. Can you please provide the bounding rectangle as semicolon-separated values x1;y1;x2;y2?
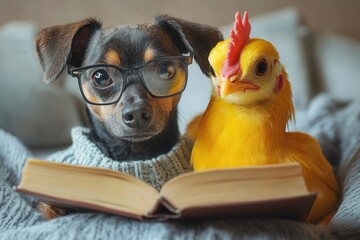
91;69;113;88
157;61;176;80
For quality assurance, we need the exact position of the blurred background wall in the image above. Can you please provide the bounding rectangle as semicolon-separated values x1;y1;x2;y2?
0;0;359;40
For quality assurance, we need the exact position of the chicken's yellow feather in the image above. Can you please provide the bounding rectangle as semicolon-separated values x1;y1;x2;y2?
190;35;339;224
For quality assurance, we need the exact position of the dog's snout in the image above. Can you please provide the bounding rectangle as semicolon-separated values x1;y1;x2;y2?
122;103;153;129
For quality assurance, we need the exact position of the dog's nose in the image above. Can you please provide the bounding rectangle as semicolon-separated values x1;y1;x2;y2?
122;102;153;129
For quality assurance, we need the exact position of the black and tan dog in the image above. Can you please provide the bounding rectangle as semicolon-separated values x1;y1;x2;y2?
35;16;222;217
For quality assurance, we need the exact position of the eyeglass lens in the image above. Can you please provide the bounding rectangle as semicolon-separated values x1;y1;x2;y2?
79;59;188;104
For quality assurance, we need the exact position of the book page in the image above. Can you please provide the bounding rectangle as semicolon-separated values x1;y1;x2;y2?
18;159;159;217
159;163;309;210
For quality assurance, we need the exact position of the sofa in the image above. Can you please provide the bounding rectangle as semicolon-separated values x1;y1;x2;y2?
0;7;359;239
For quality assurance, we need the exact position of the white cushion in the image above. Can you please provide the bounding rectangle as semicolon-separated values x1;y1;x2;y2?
312;32;360;101
0;22;84;148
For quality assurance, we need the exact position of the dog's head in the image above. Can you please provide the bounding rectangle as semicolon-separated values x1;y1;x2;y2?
35;16;222;159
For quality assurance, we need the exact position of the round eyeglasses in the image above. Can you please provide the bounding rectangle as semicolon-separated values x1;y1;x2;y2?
67;54;193;105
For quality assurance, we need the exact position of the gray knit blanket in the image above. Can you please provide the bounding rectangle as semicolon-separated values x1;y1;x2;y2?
1;94;359;240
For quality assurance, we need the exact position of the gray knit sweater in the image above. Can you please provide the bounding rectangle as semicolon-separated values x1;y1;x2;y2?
48;127;193;191
1;94;359;240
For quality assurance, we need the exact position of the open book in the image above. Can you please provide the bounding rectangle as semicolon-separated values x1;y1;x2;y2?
16;159;316;221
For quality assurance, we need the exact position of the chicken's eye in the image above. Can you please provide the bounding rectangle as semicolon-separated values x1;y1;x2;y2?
210;66;217;78
255;58;269;77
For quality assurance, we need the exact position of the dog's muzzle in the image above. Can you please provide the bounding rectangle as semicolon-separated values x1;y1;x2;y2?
122;102;153;129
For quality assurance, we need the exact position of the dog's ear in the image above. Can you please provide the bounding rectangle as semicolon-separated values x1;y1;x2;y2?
35;18;102;83
154;15;223;77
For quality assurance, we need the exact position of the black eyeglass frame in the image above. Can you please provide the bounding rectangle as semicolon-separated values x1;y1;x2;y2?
67;54;193;105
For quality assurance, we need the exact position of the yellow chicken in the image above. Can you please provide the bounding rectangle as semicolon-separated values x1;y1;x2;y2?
188;11;339;224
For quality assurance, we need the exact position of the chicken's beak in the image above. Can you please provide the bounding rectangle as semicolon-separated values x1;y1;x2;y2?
220;76;237;98
219;75;260;98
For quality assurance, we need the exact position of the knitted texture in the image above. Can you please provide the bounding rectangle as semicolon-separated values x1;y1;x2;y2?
48;127;193;191
0;95;359;239
0;130;44;230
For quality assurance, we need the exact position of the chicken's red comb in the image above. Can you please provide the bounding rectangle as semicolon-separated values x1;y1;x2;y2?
221;11;251;79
